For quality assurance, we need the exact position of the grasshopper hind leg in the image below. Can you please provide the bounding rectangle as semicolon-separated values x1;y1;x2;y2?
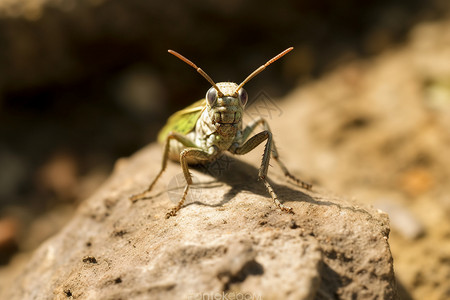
231;117;312;213
272;156;312;190
129;169;165;203
242;117;312;190
129;132;197;203
166;184;190;218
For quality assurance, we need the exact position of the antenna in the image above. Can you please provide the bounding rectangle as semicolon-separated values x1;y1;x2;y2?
168;50;223;97
235;47;293;94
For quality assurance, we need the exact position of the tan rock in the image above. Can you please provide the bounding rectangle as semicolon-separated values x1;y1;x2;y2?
0;144;396;300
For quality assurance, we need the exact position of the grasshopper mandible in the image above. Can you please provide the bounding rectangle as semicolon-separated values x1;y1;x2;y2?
130;47;312;218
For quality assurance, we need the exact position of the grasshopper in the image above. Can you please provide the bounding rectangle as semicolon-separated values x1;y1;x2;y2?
130;47;312;218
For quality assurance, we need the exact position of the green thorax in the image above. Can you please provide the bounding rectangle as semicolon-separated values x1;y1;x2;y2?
157;98;205;143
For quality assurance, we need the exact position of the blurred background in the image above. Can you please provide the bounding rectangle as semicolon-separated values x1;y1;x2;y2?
0;0;449;299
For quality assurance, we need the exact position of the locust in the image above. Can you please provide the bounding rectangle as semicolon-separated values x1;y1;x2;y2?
130;47;312;218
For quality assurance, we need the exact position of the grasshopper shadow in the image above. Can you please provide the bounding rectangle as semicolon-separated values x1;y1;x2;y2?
135;153;371;217
183;154;371;217
183;154;324;210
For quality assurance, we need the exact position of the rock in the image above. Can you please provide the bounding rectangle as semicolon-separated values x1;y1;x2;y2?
0;144;396;299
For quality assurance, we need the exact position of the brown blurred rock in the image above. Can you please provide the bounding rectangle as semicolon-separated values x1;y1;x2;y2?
0;144;396;299
272;19;450;300
0;217;19;264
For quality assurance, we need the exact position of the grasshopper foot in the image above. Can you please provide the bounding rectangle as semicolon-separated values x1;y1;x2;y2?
262;178;295;214
129;192;149;203
281;205;295;214
165;184;189;219
165;208;179;219
277;203;295;214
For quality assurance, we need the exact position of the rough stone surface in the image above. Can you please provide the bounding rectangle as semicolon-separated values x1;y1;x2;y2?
1;144;395;300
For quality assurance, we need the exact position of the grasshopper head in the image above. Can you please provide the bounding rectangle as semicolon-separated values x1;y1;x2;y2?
205;82;247;124
168;47;293;124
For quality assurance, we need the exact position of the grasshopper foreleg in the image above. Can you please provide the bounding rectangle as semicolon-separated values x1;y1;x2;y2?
241;117;312;189
231;130;293;213
129;132;197;203
166;147;217;218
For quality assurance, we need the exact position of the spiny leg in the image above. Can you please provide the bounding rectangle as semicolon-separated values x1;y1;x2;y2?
166;147;217;218
129;132;197;203
241;117;312;189
272;155;312;189
231;130;293;213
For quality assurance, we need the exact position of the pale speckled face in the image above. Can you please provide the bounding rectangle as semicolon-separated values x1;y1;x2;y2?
205;82;248;124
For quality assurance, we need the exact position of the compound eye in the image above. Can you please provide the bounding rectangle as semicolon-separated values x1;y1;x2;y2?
206;87;218;106
238;88;248;106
